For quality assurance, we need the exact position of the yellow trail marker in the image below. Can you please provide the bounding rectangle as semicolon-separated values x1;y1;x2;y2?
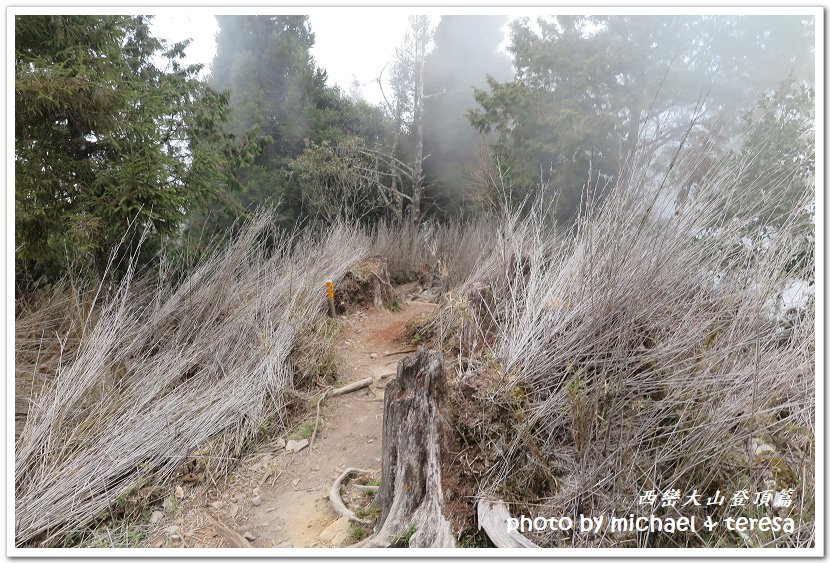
325;280;336;317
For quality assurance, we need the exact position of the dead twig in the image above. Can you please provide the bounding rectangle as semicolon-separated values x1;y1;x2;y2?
383;349;416;357
203;513;251;548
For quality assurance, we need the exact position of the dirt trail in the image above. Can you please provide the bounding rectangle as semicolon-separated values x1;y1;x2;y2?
149;299;436;548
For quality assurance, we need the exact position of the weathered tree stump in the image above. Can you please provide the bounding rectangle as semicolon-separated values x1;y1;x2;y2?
336;256;395;312
363;349;456;548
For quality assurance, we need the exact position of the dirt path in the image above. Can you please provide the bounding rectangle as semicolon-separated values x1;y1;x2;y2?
148;298;436;548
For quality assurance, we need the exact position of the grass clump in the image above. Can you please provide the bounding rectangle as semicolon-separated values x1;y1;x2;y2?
386;296;402;312
354;504;381;521
438;148;815;548
292;420;318;441
347;523;369;543
391;523;417;547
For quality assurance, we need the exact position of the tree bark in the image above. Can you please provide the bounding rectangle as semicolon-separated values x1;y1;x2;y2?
363;349;455;548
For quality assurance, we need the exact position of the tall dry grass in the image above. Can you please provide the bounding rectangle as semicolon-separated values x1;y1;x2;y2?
440;151;815;547
371;218;496;288
15;214;371;546
14;143;815;549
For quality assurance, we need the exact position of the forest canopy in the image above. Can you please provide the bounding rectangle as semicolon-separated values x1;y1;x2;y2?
14;13;815;288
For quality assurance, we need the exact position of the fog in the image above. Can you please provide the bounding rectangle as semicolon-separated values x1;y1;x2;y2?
153;12;814;227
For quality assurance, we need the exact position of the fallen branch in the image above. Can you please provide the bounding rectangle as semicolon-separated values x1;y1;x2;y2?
329;377;373;397
383;349;416;357
204;513;252;548
477;499;539;548
405;299;440;307
329;468;375;524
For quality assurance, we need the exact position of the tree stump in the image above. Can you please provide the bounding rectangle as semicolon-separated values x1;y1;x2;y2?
336;256;395;312
363;349;456;548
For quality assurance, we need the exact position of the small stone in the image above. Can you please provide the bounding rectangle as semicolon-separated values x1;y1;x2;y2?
253;487;260;495
251;495;262;506
170;534;182;541
150;510;164;524
367;438;374;444
369;353;378;359
167;525;180;538
292;478;300;487
312;465;320;472
174;485;185;499
273;438;286;450
243;531;257;541
286;439;309;453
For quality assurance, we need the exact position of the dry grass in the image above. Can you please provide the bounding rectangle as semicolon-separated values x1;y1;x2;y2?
14;142;815;549
15;213;371;547
439;151;815;547
371;218;495;288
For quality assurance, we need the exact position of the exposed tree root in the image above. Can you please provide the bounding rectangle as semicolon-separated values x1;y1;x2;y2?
328;468;375;524
477;499;540;548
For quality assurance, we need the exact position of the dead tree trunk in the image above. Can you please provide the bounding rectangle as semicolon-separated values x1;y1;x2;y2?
411;52;424;229
363;349;455;548
460;284;495;360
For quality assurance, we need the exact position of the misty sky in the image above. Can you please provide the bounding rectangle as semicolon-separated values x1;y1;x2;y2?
149;12;521;105
150;14;428;104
